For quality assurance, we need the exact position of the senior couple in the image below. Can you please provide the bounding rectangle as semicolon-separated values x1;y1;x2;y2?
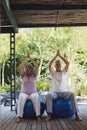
16;50;82;123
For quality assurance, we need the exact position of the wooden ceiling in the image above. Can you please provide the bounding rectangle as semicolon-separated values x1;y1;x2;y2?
1;0;87;33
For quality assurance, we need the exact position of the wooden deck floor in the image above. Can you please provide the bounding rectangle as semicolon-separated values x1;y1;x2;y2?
1;104;87;130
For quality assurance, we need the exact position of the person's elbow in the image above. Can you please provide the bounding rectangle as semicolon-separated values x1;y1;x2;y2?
65;62;69;72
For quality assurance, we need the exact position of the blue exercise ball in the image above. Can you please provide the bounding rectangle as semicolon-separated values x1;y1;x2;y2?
15;99;45;119
52;98;74;118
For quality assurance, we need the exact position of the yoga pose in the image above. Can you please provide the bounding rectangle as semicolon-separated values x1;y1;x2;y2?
16;51;42;123
45;49;82;121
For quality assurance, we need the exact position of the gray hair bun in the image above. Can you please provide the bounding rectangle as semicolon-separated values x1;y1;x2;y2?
24;63;33;70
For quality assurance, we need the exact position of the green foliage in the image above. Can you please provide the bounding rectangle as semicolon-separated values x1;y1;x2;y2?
4;55;21;84
36;81;51;92
0;84;10;92
0;34;10;63
16;77;22;91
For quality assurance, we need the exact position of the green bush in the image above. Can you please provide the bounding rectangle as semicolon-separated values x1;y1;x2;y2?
0;84;10;92
36;81;51;92
16;77;22;91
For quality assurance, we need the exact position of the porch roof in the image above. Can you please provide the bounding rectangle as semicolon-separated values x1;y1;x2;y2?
1;0;87;33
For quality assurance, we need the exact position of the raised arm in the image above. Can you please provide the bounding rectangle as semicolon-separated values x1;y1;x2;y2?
57;50;69;72
49;49;69;72
49;52;58;72
28;52;39;75
19;54;29;75
19;52;39;75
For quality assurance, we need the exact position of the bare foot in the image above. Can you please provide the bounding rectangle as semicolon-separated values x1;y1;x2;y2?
44;116;51;121
75;116;82;121
16;117;21;123
37;116;42;122
75;113;82;121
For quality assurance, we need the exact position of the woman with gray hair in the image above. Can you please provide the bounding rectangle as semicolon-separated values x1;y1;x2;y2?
16;52;42;122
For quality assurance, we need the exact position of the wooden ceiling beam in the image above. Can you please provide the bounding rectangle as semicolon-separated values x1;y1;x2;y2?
18;23;87;28
11;4;87;11
1;23;87;33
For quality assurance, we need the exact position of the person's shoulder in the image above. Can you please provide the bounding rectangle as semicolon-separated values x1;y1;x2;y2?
32;71;37;77
62;68;67;74
20;72;25;78
50;70;56;75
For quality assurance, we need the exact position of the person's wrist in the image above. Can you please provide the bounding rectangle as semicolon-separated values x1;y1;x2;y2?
25;56;28;59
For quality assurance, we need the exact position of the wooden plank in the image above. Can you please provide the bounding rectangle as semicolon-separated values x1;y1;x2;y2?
42;121;47;130
31;120;36;130
50;120;58;130
16;120;23;130
67;118;85;130
36;121;42;130
11;120;20;130
67;118;79;130
79;106;87;121
20;120;28;130
5;114;16;130
64;118;74;130
1;110;14;126
55;119;64;130
2;111;15;130
26;120;33;130
47;121;52;130
59;119;70;130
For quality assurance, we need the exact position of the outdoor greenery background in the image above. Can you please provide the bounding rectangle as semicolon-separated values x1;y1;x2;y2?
0;27;87;96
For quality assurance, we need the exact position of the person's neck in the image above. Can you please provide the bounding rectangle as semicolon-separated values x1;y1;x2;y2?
56;69;61;72
26;73;32;77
